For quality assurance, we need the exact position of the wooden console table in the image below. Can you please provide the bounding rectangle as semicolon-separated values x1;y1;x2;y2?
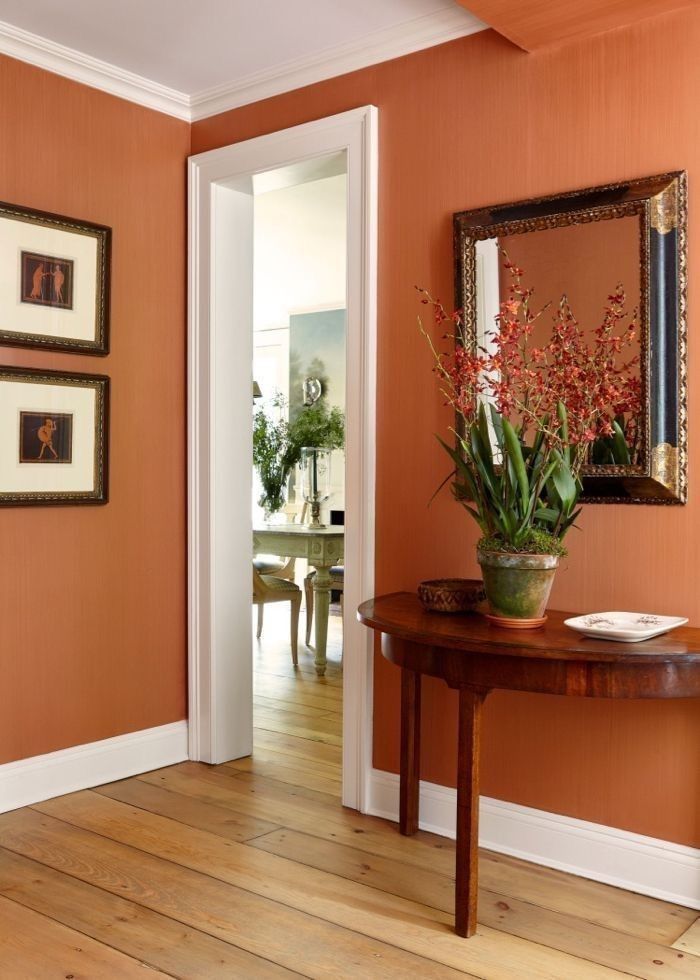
358;593;700;938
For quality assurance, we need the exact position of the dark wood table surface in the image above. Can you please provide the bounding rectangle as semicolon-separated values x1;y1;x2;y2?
358;592;700;938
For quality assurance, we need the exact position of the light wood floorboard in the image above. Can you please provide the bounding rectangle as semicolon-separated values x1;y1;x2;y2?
672;918;700;957
0;604;696;977
0;892;167;978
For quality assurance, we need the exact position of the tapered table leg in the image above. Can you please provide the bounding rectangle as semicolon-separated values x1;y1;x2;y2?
455;687;488;938
311;565;332;676
399;667;421;835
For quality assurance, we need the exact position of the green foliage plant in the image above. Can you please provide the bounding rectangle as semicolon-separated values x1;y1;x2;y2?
253;393;345;515
253;398;297;515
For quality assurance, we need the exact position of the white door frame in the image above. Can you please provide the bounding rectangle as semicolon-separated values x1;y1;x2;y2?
187;106;378;811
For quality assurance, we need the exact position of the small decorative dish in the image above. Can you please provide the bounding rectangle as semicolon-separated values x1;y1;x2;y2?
564;611;688;643
418;578;485;614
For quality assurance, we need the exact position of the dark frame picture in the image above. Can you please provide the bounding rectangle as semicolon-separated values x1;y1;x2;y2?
19;411;74;464
0;199;110;355
453;171;687;504
21;252;75;310
0;366;109;506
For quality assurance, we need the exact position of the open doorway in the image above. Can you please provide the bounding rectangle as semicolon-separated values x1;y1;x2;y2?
252;156;347;778
188;107;378;811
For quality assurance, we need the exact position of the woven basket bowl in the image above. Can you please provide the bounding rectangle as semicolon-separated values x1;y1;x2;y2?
418;578;486;614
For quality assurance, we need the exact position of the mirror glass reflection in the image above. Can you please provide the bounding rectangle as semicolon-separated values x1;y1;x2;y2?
474;214;644;470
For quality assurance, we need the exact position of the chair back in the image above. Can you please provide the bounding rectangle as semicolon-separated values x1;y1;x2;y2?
252;566;268;599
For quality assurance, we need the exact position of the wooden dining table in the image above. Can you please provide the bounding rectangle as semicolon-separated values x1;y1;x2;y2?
358;592;700;938
254;524;344;676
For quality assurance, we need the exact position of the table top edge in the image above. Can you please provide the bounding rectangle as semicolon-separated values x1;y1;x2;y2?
358;593;700;665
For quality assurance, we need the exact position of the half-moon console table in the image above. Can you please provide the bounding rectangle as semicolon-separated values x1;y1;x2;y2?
358;592;700;938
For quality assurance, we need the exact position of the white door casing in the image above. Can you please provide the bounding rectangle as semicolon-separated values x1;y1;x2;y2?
188;106;378;810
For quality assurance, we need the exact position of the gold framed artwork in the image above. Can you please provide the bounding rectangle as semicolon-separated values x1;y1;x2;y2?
0;366;109;506
0;200;110;354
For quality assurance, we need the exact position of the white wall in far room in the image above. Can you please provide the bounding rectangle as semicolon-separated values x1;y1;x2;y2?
254;173;347;336
253;172;347;520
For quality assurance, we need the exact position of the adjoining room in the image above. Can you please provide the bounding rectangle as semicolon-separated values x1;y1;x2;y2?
251;155;347;788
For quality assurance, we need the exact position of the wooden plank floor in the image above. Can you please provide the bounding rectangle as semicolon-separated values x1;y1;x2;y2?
0;604;698;978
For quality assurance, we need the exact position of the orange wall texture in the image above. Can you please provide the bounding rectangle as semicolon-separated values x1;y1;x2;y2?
0;56;190;764
193;8;700;847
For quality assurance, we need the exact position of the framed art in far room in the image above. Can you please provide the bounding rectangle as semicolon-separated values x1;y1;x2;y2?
0;199;110;354
0;366;109;506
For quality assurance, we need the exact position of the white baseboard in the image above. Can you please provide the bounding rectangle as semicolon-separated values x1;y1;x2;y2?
0;721;188;813
368;768;700;910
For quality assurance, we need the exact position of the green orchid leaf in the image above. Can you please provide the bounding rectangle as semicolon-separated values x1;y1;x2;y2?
477;403;493;459
550;450;577;513
611;419;631;464
428;467;457;506
559;507;583;538
557;401;571;466
528;414;549;473
489;404;505;450
435;436;479;501
502;418;530;514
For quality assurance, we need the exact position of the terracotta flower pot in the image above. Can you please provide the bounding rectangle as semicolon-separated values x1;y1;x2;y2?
477;549;559;628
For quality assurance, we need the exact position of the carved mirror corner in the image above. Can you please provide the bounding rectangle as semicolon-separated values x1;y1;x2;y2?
453;172;687;504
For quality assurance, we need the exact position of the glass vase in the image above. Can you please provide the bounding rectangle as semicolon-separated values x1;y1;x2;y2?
300;447;331;527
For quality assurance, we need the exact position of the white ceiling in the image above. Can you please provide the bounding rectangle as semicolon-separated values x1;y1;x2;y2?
0;0;484;119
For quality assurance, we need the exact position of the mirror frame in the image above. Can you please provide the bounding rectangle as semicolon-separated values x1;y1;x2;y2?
453;171;687;504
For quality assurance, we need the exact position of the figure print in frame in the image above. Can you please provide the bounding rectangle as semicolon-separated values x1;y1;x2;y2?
19;411;73;463
0;366;108;505
0;199;110;354
21;252;74;310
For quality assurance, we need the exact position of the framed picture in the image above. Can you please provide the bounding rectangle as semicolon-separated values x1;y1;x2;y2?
0;200;110;354
0;366;109;505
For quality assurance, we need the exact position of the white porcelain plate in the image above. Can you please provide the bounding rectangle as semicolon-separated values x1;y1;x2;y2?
564;611;688;643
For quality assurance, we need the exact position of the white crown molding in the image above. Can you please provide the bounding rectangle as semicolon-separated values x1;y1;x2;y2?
189;8;485;121
0;721;188;813
368;768;700;910
0;9;485;123
0;18;190;120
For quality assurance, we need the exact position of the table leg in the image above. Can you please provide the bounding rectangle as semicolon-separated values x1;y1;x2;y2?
311;565;332;676
455;687;487;938
400;667;421;835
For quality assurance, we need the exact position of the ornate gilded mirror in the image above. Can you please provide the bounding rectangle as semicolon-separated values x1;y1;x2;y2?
453;172;687;503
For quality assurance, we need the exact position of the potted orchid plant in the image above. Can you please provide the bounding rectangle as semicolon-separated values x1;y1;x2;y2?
419;257;640;626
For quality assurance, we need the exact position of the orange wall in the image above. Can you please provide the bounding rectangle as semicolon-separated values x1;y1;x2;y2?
0;56;190;764
193;7;700;847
